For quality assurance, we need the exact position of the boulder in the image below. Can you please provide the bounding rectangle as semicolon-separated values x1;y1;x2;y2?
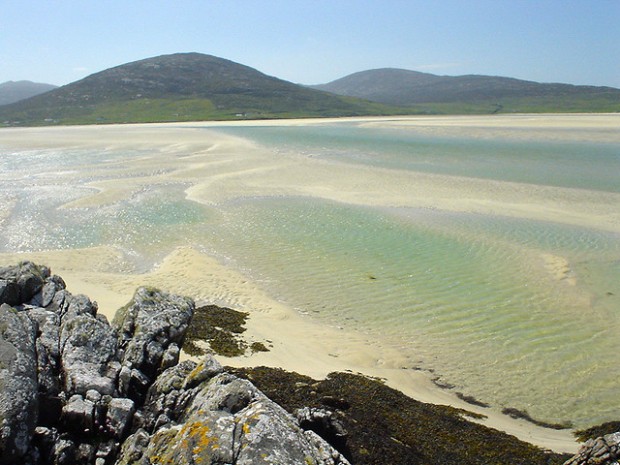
113;287;194;402
0;262;49;306
119;361;350;465
0;304;39;464
564;431;620;465
60;313;119;396
27;307;61;397
61;395;95;434
105;398;135;440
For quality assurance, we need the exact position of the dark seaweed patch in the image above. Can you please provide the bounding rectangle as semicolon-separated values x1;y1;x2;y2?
229;366;572;465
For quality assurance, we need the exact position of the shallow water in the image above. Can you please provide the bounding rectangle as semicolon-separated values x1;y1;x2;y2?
1;124;619;428
206;196;620;427
215;124;620;193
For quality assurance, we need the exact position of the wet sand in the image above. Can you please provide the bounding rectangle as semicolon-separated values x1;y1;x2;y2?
3;114;618;452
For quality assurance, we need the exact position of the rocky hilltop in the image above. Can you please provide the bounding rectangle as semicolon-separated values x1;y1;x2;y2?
0;261;617;465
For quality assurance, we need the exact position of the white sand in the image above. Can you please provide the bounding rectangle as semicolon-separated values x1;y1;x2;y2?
3;114;617;453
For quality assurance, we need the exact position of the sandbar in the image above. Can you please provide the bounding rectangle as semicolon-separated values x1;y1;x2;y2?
3;115;617;452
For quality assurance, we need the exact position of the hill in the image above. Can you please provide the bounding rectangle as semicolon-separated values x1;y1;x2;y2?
312;68;620;113
0;80;57;106
0;53;402;126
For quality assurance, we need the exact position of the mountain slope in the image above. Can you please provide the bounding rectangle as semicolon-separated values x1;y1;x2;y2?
0;80;57;105
313;68;620;112
0;53;401;125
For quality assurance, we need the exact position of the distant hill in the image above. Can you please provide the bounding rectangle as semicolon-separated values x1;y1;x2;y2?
3;56;618;126
0;53;401;126
312;68;620;113
0;80;57;106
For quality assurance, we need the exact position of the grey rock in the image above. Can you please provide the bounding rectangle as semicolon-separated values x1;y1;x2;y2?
105;397;135;439
95;440;118;464
27;307;61;397
0;304;39;464
113;287;194;401
62;294;97;321
76;442;96;464
297;407;348;447
0;280;19;307
60;313;119;396
182;356;223;390
61;395;95;433
564;431;620;465
0;265;350;465
127;369;350;465
160;342;180;372
0;262;49;306
85;390;102;404
53;438;76;465
115;428;151;465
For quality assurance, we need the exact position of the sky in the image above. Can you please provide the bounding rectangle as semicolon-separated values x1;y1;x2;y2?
1;0;619;88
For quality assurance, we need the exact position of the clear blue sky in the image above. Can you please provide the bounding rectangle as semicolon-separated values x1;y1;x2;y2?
2;0;619;88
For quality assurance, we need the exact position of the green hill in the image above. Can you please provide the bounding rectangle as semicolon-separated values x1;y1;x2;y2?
0;53;403;126
312;68;620;113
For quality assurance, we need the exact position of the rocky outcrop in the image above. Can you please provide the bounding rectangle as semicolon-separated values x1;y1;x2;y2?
563;432;620;465
0;303;38;464
119;358;349;465
0;262;350;465
113;286;194;403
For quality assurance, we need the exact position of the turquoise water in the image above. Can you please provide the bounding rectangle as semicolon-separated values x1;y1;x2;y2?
1;126;619;428
216;125;620;193
207;197;620;427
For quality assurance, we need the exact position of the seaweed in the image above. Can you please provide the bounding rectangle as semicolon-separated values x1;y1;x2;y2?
574;421;620;442
456;392;491;408
229;366;572;465
501;407;573;430
182;305;270;357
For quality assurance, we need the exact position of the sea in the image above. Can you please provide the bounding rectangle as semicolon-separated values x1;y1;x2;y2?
1;122;618;429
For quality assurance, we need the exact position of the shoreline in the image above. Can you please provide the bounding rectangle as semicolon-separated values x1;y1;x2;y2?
2;115;619;453
0;245;580;454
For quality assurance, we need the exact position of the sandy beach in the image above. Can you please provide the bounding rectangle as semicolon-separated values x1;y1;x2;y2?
2;114;619;452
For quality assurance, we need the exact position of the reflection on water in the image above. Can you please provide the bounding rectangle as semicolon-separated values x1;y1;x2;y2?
1;127;619;428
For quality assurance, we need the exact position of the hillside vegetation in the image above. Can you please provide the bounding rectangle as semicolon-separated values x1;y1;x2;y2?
312;68;620;113
0;53;405;126
2;54;618;126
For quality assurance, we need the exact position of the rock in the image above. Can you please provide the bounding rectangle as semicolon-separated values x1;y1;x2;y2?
0;264;353;465
0;281;19;307
105;398;135;439
53;437;76;465
27;307;61;397
564;431;620;465
60;313;119;396
0;262;49;306
127;367;350;465
113;287;194;402
115;428;150;465
61;395;95;434
40;278;63;308
62;294;97;321
0;303;39;464
296;407;348;451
